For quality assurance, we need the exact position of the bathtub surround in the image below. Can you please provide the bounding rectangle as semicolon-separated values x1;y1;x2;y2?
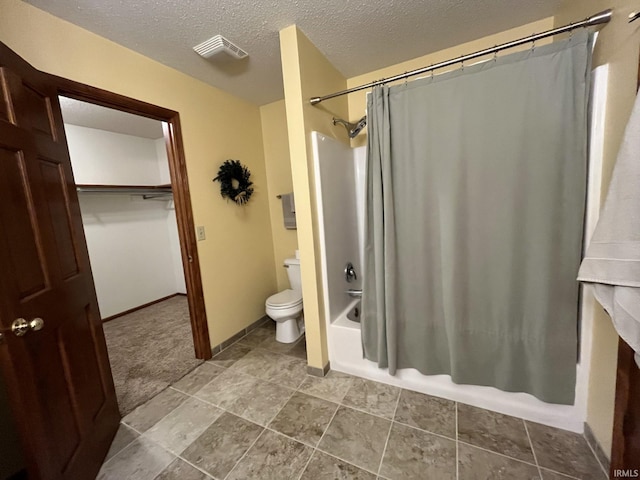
362;33;592;405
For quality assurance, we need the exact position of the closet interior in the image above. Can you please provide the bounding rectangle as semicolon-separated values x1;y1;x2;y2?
59;98;200;415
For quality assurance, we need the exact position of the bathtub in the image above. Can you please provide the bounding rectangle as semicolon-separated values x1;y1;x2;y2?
327;299;581;432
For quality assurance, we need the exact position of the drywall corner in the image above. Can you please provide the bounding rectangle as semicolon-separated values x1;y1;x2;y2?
260;100;299;291
279;25;349;369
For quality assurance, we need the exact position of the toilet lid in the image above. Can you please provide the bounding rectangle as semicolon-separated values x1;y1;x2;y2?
266;289;302;308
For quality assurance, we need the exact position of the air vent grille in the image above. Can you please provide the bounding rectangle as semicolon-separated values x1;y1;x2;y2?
193;35;248;60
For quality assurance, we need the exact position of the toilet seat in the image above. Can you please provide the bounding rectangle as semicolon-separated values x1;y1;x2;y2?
266;289;302;309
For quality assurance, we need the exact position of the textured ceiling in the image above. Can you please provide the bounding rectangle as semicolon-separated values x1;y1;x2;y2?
25;0;562;105
59;97;164;139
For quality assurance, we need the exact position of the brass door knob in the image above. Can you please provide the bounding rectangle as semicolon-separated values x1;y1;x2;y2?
11;317;44;336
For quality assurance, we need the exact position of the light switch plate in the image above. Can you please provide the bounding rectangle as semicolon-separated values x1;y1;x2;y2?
196;226;206;241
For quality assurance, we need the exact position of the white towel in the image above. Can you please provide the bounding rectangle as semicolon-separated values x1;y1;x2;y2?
578;90;640;367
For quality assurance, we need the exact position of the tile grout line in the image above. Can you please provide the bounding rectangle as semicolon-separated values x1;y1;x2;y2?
314;445;380;476
100;428;143;469
222;428;267;480
376;390;401;476
295;403;341;480
538;467;582;480
127;370;559;480
522;419;543;479
119;341;587;480
457;439;541;469
173;381;296;431
105;422;216;480
169;373;299;479
101;424;144;467
582;432;609;479
393;417;459;443
455;402;459;480
173;453;217;479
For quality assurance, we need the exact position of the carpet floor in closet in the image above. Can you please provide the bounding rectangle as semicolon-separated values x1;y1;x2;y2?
103;295;202;415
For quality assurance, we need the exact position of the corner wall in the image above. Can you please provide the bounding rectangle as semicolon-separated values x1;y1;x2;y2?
0;0;277;348
260;100;299;291
555;0;640;458
279;26;350;370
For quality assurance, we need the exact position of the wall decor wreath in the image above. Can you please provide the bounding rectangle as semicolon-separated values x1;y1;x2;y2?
213;160;254;205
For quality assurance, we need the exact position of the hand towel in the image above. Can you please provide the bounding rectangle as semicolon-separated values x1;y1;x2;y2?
578;90;640;367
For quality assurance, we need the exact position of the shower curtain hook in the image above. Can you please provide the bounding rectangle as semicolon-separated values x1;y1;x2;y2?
460;59;464;71
569;23;574;40
493;47;498;62
430;66;434;80
404;72;408;87
531;38;536;52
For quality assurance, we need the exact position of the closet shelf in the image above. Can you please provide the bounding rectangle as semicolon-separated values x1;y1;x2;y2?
76;184;173;199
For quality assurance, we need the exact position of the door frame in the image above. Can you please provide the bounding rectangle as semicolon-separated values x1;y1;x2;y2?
53;75;212;360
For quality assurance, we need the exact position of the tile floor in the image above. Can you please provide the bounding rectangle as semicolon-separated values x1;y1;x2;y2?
99;322;608;480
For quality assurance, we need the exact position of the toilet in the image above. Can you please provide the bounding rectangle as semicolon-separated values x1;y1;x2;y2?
265;257;304;343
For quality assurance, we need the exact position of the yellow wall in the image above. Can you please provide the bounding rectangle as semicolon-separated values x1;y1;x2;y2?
260;100;299;291
280;26;349;369
556;0;639;458
347;17;554;146
0;0;277;347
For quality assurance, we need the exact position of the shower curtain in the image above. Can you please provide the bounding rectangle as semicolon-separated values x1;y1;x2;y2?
362;32;592;405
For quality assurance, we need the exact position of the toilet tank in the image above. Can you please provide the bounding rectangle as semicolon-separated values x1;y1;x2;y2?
284;258;302;292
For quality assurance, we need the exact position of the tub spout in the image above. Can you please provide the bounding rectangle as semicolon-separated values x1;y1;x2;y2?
346;289;362;298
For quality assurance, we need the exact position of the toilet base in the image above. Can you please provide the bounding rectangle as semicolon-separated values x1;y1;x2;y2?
275;315;304;344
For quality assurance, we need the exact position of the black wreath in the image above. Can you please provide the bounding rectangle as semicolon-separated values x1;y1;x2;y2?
213;160;254;205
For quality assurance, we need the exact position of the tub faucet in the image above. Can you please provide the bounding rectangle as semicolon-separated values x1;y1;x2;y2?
346;289;362;298
344;262;357;283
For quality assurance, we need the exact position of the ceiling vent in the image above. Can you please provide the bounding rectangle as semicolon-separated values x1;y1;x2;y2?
193;35;248;60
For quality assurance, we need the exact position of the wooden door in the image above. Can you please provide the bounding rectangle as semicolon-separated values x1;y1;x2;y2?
0;44;119;479
611;338;640;475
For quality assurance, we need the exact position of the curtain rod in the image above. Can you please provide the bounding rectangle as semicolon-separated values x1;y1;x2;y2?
309;9;612;106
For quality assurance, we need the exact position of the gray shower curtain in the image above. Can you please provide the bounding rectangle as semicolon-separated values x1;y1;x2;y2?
362;32;592;405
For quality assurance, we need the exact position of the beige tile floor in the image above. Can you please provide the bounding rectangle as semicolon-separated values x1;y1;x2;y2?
99;322;608;480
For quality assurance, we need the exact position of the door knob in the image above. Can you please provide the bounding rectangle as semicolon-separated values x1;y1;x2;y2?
11;317;44;337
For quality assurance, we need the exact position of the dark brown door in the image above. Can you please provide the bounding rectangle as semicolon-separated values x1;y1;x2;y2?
611;338;640;475
0;44;119;479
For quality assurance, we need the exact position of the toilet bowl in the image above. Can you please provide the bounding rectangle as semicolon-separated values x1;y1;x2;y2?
265;257;304;343
265;289;304;343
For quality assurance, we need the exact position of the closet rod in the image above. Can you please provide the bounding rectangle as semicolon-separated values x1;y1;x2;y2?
76;184;173;195
309;8;612;106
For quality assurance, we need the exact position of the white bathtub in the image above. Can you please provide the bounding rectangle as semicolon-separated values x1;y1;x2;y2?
327;299;582;432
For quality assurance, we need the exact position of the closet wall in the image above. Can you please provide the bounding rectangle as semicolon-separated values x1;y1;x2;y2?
66;124;186;319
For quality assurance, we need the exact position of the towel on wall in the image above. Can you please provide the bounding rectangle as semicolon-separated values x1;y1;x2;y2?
280;192;296;229
578;90;640;367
